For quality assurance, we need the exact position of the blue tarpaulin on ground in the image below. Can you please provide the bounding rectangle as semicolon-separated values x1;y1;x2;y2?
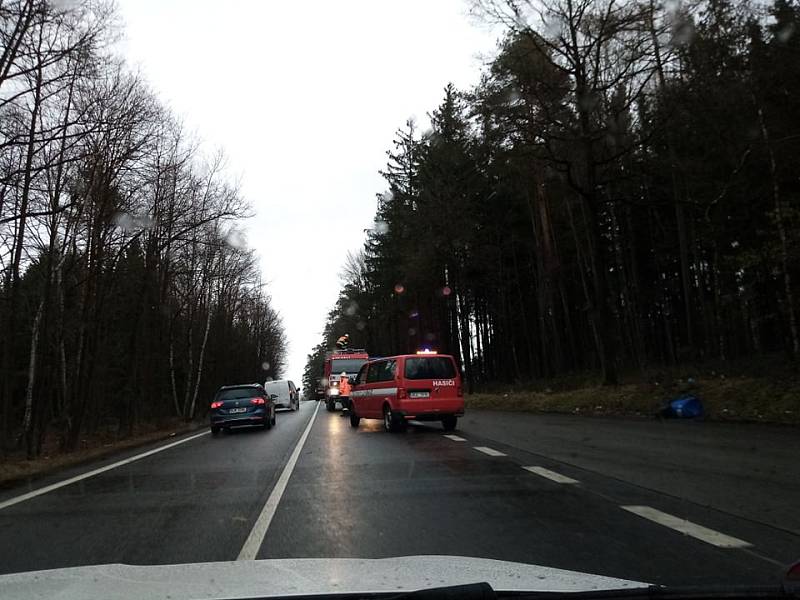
663;394;704;418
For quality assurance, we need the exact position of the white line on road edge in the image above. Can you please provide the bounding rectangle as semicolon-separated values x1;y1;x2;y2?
237;401;320;560
0;430;209;511
523;466;579;484
621;505;752;548
443;434;466;442
473;446;506;457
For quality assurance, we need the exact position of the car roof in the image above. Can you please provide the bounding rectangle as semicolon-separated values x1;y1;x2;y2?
217;383;263;390
368;353;454;362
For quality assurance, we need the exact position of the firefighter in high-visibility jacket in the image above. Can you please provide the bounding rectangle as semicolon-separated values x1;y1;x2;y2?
338;373;352;412
336;334;350;349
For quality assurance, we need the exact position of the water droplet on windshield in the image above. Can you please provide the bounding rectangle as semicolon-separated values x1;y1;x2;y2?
777;22;796;43
394;283;405;294
544;17;563;38
345;301;358;316
224;227;247;249
262;362;271;371
113;211;153;232
670;18;695;46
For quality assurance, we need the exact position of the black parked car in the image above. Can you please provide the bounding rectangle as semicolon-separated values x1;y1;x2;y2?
210;384;277;435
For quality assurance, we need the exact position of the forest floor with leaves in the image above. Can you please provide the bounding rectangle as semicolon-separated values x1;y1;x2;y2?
0;419;203;489
467;355;800;426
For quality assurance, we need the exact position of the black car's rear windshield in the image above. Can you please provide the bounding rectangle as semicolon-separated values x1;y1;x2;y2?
216;387;262;401
404;357;456;380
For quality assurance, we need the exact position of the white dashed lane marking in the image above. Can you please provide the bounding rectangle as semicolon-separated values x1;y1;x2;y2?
443;434;466;442
621;505;752;548
473;446;507;457
523;466;579;484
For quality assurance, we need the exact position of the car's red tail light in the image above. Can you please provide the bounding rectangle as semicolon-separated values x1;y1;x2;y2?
398;387;407;399
210;401;223;409
250;397;266;405
787;560;800;581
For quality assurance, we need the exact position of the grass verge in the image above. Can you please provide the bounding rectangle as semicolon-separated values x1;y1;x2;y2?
467;361;800;426
0;419;202;489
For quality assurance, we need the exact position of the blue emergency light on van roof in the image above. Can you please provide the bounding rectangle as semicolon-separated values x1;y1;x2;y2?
416;349;438;354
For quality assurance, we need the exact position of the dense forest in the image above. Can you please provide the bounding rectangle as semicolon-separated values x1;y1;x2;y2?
305;0;800;394
0;0;285;458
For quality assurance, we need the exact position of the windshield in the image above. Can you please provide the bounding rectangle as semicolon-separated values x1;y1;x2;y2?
216;388;262;401
330;359;367;374
264;381;289;392
1;0;798;595
404;357;456;380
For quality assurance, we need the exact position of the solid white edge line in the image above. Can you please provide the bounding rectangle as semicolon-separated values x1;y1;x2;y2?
237;401;321;560
523;466;579;484
443;434;466;442
0;430;210;511
621;505;752;548
473;446;506;457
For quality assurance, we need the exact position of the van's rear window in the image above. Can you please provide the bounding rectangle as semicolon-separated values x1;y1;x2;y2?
404;357;456;380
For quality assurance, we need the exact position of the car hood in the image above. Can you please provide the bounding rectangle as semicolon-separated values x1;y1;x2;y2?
0;555;648;600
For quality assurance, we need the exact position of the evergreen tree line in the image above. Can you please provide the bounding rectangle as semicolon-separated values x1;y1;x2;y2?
1;0;285;457
305;0;800;393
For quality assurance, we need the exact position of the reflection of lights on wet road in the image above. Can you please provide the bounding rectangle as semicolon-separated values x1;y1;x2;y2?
326;412;347;486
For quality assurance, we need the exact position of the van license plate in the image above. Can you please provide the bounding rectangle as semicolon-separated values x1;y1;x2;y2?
229;407;247;413
409;391;430;399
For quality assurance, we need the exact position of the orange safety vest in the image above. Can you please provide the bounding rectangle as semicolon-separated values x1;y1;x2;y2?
339;377;351;396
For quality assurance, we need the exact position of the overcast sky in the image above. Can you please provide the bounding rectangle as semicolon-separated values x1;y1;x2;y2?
116;0;501;382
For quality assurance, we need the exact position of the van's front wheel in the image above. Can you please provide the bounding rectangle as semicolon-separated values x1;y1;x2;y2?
442;415;457;431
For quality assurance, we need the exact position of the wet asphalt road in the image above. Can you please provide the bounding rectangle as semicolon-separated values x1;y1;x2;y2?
0;400;798;586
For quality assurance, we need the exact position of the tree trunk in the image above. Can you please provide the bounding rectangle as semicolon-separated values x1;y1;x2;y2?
756;104;799;357
647;0;694;353
21;298;45;457
188;294;214;421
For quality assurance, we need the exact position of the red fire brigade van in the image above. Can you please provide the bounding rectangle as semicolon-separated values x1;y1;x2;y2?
349;352;463;432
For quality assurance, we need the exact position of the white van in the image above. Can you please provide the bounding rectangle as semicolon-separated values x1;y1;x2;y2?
264;379;300;411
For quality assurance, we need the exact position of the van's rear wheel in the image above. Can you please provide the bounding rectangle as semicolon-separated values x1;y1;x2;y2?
383;405;403;432
442;415;457;431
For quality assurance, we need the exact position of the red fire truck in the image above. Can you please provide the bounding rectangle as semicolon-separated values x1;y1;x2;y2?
321;348;369;412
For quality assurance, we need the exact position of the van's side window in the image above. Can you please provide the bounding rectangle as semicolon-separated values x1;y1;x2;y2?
355;364;368;385
366;361;385;384
379;360;397;382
